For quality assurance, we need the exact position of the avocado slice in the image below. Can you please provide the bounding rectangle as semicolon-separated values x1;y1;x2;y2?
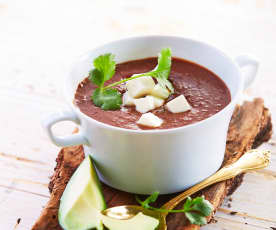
58;155;106;230
101;212;159;230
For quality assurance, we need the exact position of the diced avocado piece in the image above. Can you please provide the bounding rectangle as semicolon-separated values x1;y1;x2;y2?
101;212;159;230
58;155;106;230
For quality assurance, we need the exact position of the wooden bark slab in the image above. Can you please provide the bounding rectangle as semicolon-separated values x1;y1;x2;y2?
32;98;272;230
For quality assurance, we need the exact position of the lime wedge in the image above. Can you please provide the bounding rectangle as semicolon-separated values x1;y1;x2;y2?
58;155;106;230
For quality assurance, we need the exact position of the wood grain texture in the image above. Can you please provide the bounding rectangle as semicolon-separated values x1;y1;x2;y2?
31;98;272;230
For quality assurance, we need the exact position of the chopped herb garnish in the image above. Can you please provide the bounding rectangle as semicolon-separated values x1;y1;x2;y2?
89;48;173;110
136;192;213;226
150;48;174;92
92;88;122;110
89;53;122;110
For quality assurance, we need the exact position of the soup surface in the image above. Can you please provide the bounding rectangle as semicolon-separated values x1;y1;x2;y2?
75;57;231;130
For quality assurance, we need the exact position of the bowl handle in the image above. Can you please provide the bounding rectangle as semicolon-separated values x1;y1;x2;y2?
42;110;88;147
235;55;259;90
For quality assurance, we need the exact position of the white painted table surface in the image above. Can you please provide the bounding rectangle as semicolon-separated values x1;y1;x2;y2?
0;0;276;229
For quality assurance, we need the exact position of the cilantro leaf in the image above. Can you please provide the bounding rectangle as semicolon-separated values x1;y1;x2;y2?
146;48;174;92
190;198;213;217
89;68;103;87
183;196;193;210
89;53;121;110
185;212;207;226
136;193;213;226
94;53;116;82
191;196;203;203
136;191;159;209
153;48;172;79
183;196;212;225
89;53;116;87
144;191;159;204
92;88;122;110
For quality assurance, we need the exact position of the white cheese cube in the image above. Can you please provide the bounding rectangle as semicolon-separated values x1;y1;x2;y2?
134;96;155;113
126;76;155;98
165;95;191;113
147;95;164;108
137;112;163;128
122;91;135;106
150;84;170;99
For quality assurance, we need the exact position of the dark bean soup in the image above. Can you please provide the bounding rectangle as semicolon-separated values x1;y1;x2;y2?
75;57;231;130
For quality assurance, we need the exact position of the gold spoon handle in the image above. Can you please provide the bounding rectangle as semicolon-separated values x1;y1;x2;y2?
162;149;270;211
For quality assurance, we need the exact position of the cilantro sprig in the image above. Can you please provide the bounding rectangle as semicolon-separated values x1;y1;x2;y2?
136;192;213;226
89;48;173;110
89;54;122;110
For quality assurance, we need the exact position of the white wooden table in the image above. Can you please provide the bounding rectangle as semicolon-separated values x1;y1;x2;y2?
0;0;276;229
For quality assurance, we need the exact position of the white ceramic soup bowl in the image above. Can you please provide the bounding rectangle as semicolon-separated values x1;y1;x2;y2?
43;36;258;194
